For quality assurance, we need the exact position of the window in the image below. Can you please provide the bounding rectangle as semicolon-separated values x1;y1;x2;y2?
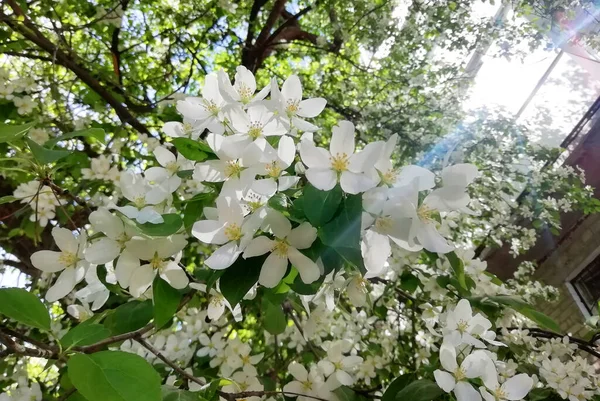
570;256;600;315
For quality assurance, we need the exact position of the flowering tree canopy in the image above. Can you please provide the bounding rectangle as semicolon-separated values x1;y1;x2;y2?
1;2;600;401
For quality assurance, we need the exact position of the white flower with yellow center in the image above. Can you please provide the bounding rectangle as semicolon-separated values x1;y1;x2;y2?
270;75;327;132
479;366;533;401
251;136;299;196
31;227;89;302
317;340;363;388
217;66;270;107
242;210;320;288
442;299;493;348
192;197;261;270
109;170;164;224
299;121;384;194
124;235;189;298
176;74;227;135
144;146;193;199
434;343;492;401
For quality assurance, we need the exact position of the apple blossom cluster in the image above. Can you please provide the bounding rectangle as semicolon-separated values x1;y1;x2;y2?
0;68;37;115
7;67;600;401
13;180;65;227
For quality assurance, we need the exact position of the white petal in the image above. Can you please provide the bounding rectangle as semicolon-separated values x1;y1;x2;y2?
278;175;300;191
243;236;274;258
439;343;458;371
263;209;292;239
434;370;456;393
292;117;319;132
153;146;176;167
417;222;453;254
278;136;296;167
129;265;156;298
84;238;120;264
299;142;331;169
479;388;496;401
115;250;139;288
288;362;308;382
454;382;482;401
288;247;319;284
31;251;65;273
297;98;326;118
340;171;377;194
397;165;436;191
502;374;533;400
194;161;228;182
258;252;288;288
252;178;278;197
283;381;304;396
305;168;337;191
442;164;479;187
335;370;354;386
163;121;185;138
89;208;124;240
136;207;164;224
192;220;228;245
362;230;391;275
347;141;383;173
330;121;355;156
287;223;317;250
205;242;242;270
160;263;189;289
282;75;302;102
52;227;78;253
217;196;244;226
176;100;210;120
46;268;78;302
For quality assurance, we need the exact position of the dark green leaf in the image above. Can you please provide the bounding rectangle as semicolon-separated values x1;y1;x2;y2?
177;169;194;178
399;272;420;293
27;138;71;164
220;255;267;307
268;193;289;212
137;214;183;236
61;323;111;349
446;252;468;292
0;122;35;143
46;128;105;147
171;138;208;161
261;299;287;335
103;300;153;335
68;351;161;401
319;194;364;273
153;276;181;329
333;387;357;401
303;184;343;227
162;386;199;401
395;379;443;401
183;193;215;233
0;288;50;330
480;296;561;332
382;374;415;401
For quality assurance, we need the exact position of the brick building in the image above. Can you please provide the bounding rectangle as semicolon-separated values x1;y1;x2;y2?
484;97;600;336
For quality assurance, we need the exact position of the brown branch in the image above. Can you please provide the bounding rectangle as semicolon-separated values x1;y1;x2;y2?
0;329;57;359
0;0;151;136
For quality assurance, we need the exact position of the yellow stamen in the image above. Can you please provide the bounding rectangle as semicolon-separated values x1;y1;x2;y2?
58;251;78;268
273;239;289;257
224;223;242;241
330;153;349;173
266;161;282;178
224;161;243;178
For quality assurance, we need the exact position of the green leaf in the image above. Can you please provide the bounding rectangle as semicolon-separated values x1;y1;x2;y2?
446;252;468;292
382;374;415;401
527;388;553;401
162;386;199;401
399;272;420;293
171;138;209;161
220;255;267;307
395;379;443;401
303;184;343;227
137;214;183;236
103;300;153;335
261;299;287;335
153;276;181;329
0;122;35;143
267;193;289;212
46;128;105;147
183;193;215;233
68;351;161;401
319;194;364;273
26;138;71;164
61;323;111;349
176;169;194;178
333;387;357;401
0;288;51;330
0;195;17;205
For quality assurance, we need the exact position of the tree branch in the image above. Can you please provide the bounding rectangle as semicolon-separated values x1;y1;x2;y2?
1;0;151;136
